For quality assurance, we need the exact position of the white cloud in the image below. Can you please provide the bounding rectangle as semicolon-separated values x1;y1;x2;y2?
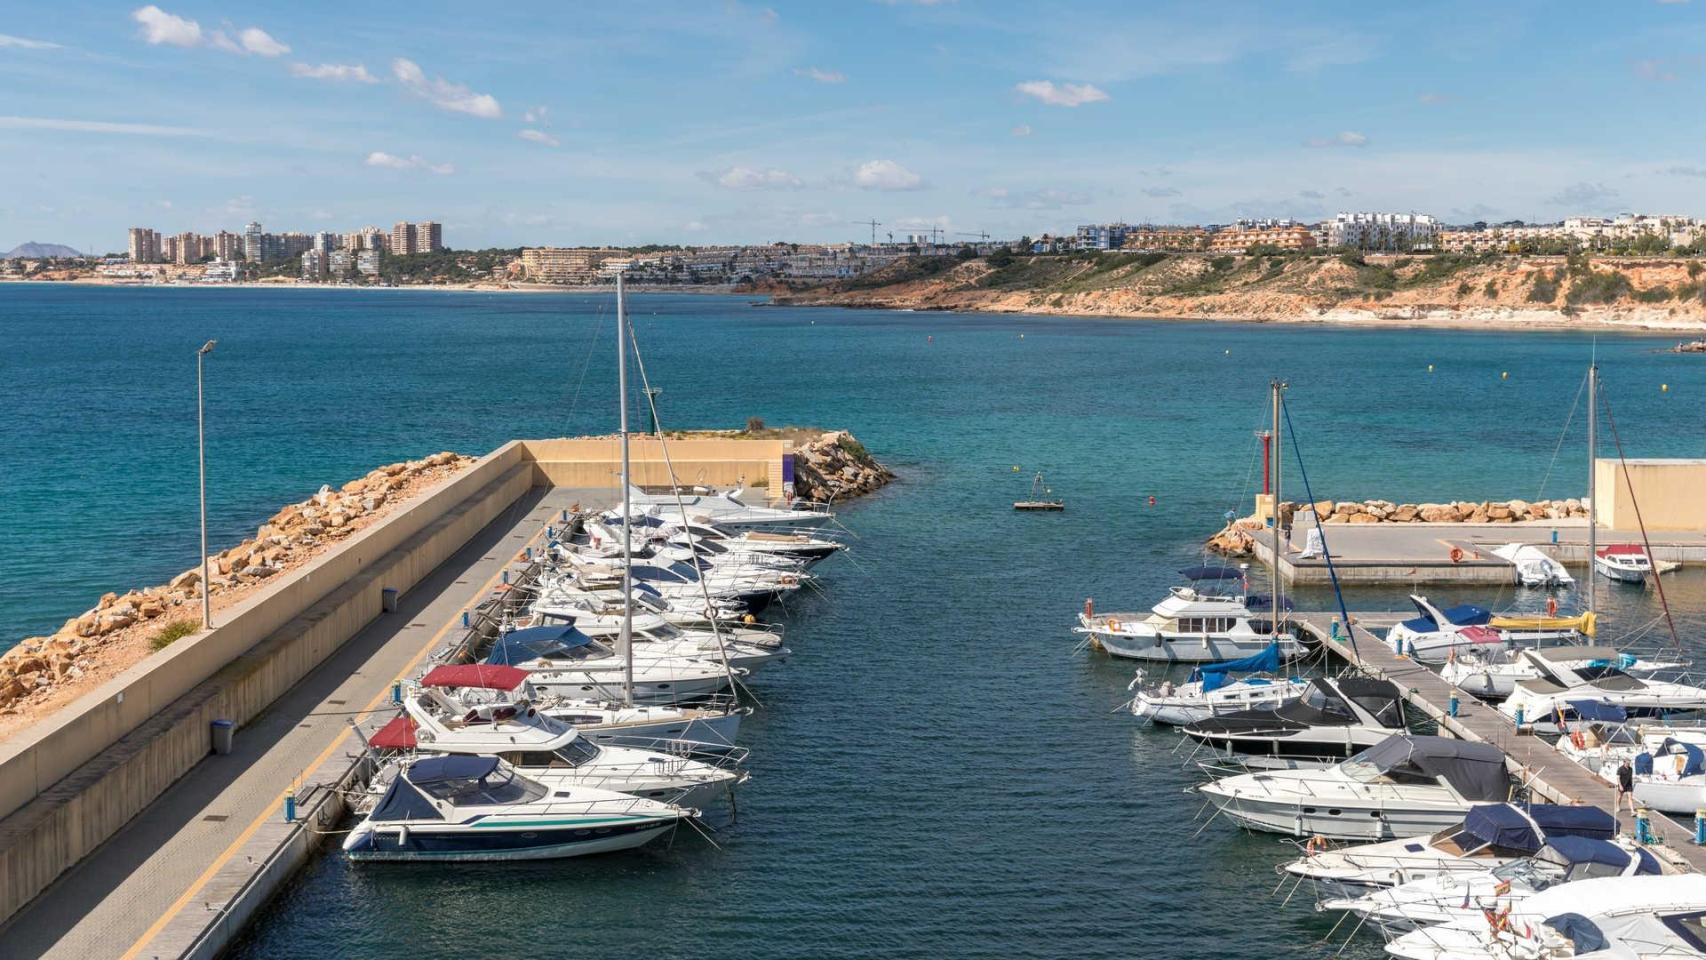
0;115;209;137
985;186;1092;210
683;220;709;232
0;33;60;50
523;106;549;123
709;166;803;190
1418;92;1447;105
518;128;559;147
1011;124;1033;137
132;6;201;47
1304;131;1368;148
365;151;455;175
854;159;924;190
392;58;501;118
237;27;288;57
793;66;846;84
207;30;242;54
1015;80;1109;107
290;62;377;83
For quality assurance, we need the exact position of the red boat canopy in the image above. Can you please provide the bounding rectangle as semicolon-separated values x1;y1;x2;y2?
419;664;529;690
370;715;418;750
1457;625;1503;645
1598;544;1646;556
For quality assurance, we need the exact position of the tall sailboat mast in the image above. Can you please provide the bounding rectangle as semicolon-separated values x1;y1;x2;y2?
617;271;635;707
1270;379;1284;637
1586;362;1597;613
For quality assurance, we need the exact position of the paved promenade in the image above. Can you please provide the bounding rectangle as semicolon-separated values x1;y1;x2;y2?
2;486;593;960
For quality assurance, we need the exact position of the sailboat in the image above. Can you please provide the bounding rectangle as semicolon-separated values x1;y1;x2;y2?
1014;472;1063;511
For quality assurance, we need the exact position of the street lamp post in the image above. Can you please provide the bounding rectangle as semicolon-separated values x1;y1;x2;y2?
197;339;217;628
643;387;662;435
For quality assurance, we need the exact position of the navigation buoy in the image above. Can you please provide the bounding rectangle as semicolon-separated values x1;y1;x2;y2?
1427;364;1434;373
1147;495;1157;507
1501;371;1509;380
1662;383;1670;393
1224;349;1231;355
1019;334;1025;339
1012;465;1021;472
927;335;933;342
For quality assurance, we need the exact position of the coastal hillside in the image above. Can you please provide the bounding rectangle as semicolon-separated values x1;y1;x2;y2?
773;250;1706;330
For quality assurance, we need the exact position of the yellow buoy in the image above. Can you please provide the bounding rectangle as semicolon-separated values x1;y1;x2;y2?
1501;371;1509;380
1012;465;1021;472
1663;383;1670;392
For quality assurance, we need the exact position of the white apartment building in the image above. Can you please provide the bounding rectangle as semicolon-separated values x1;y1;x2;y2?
1327;212;1441;251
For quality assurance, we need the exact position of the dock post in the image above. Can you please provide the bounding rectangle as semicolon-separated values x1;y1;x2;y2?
462;610;470;628
1331;620;1340;642
1637;809;1654;845
502;570;509;585
1695;809;1705;845
391;681;402;705
1515;706;1525;731
525;546;533;561
284;793;297;823
1392;632;1402;655
1448;694;1459;718
562;509;570;523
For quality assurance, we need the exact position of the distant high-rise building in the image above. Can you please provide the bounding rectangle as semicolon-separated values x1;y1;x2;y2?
328;249;354;278
214;230;243;261
277;232;313;259
355;249;382;277
161;235;179;263
391;221;417;256
301;249;327;281
173;232;208;265
414;221;442;253
244;221;264;262
351;226;387;252
127;227;161;263
313;231;339;253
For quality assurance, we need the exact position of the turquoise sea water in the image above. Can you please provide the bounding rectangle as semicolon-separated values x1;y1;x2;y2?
7;285;1706;958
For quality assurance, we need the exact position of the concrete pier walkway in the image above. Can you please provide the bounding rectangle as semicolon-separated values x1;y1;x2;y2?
1;486;593;960
1297;612;1706;873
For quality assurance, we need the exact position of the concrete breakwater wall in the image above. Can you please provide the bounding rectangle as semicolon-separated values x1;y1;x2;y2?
0;444;533;923
1208;497;1589;555
0;452;474;724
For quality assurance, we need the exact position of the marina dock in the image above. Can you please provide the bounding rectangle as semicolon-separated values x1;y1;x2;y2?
1252;521;1706;584
1295;612;1706;872
0;487;588;960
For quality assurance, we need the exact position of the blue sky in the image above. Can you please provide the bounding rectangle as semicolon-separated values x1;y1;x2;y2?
5;1;1706;251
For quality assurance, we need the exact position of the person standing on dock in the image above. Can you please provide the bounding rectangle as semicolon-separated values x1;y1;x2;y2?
1617;758;1637;821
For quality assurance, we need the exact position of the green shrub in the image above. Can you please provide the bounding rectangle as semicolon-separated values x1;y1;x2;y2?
1484;279;1499;298
1528;272;1560;304
151;618;200;651
1635;285;1674;303
1566;270;1633;305
1456;281;1473;296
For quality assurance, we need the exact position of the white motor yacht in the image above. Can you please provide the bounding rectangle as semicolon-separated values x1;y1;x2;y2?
1182;676;1408;768
1197;734;1510;841
1327;837;1661;937
1440;645;1675;700
623;484;834;532
1594;543;1655;583
1386;597;1588;665
343;755;690;862
1129;643;1307;726
1076;566;1303;663
1490;543;1574;589
1499;648;1706;729
1384;873;1706;960
1281;803;1617;902
486;625;743;703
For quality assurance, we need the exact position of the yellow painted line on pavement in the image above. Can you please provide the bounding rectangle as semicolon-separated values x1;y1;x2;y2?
119;514;558;960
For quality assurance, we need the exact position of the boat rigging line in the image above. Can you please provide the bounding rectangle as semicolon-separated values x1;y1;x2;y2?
1598;380;1683;652
1279;391;1358;660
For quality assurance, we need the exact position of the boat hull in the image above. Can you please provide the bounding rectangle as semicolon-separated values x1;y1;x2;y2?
1634;779;1706;815
1098;632;1292;663
1201;787;1467;841
345;819;675;862
579;711;745;751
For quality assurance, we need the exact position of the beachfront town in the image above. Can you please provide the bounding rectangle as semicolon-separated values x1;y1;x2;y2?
10;209;1706;288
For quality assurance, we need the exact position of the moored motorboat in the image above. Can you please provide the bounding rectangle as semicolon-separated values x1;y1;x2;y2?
343;755;690;862
1197;734;1510;841
1182;676;1407;768
1075;566;1303;663
1129;643;1307;725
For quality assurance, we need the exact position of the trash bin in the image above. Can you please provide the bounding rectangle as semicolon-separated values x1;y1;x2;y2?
211;718;235;755
381;587;399;612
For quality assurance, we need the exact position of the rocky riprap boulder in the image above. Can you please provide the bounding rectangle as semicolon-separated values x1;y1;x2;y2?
1207;497;1589;556
791;430;895;504
0;451;473;713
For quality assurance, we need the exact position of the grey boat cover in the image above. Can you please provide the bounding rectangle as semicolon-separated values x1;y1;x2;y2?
1357;734;1508;801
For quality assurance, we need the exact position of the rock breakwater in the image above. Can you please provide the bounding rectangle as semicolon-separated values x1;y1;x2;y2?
1207;497;1588;555
791;430;895;503
0;452;473;726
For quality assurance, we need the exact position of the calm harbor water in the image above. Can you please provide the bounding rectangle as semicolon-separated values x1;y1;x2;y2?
7;285;1706;958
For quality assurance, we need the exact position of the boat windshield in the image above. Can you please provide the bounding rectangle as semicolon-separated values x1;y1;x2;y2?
1493;858;1560;891
1303;684;1353;720
415;767;546;807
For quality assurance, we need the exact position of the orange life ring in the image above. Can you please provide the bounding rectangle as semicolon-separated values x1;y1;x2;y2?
1449;547;1465;563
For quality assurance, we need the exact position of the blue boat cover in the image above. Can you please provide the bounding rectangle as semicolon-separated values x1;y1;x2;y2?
1527;804;1616;841
486;625;597;666
1397;599;1492;634
407;755;499;784
1244;594;1295;613
1179;565;1243;581
1189;643;1283;692
1541;836;1659;875
1655;738;1706;777
1566;700;1629;723
1545;914;1609;954
1463;805;1548;852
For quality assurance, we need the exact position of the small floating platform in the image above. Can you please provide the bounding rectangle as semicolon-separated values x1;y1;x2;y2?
1014;500;1064;511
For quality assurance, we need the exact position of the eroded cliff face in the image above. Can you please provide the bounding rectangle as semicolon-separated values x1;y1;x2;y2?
774;252;1706;331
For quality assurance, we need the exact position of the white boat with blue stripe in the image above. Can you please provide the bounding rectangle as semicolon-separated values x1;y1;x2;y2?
343;755;691;862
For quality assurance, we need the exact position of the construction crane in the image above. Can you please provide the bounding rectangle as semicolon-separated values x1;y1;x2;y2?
956;231;991;243
851;219;882;245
